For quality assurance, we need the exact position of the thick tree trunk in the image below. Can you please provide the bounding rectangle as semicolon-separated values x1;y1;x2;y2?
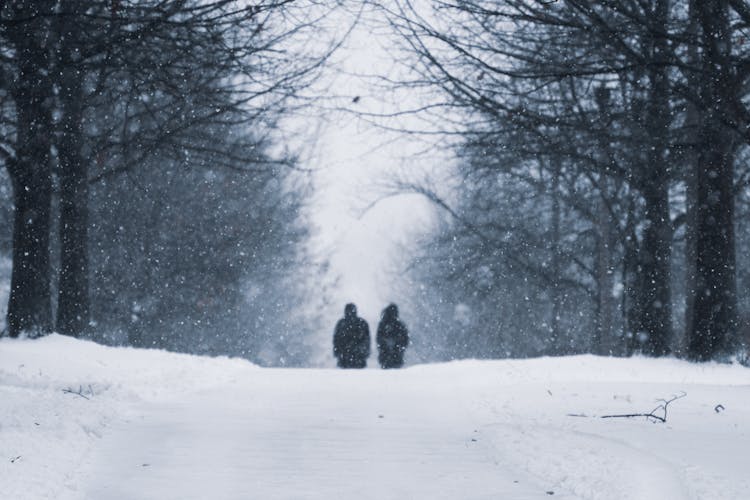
7;171;53;337
683;164;698;352
5;1;55;336
683;0;701;356
689;138;736;361
57;72;89;336
639;183;672;356
687;0;738;360
56;5;90;337
636;0;672;357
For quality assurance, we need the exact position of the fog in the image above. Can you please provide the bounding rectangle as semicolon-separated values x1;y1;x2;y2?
1;1;749;367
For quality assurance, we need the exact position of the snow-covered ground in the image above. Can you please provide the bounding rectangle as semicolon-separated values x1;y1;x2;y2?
1;335;748;500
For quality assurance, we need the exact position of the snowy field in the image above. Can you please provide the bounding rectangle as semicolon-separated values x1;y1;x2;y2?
1;335;749;500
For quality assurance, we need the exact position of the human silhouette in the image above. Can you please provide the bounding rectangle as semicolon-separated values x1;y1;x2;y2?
333;303;370;368
376;304;409;369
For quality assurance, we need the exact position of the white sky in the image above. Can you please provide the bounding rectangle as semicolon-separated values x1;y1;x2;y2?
301;5;444;345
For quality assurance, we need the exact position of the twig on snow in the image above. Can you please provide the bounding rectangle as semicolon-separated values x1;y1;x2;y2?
62;385;93;400
600;391;687;423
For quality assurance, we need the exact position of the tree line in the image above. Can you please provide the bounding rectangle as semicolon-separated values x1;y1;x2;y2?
0;0;331;364
4;0;748;365
382;0;749;362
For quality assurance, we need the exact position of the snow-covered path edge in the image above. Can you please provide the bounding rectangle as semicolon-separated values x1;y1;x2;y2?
1;335;257;499
2;335;749;500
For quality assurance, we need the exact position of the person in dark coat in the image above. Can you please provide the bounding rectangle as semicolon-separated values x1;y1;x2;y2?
333;303;371;369
376;303;409;369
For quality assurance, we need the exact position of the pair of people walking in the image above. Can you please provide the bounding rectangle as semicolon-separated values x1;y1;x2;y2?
333;303;409;369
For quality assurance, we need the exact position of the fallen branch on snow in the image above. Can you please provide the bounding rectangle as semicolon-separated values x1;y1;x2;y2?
62;385;94;400
568;391;687;423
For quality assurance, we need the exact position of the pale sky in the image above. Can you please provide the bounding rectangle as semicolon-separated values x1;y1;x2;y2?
300;5;445;364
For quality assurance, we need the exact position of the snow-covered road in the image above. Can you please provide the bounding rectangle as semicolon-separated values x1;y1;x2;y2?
82;370;554;499
2;335;749;500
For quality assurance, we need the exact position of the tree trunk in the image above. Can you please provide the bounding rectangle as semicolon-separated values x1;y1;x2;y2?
5;1;55;336
640;0;673;356
682;0;701;356
683;163;698;353
7;171;53;337
623;199;643;355
57;73;89;336
594;193;616;355
56;4;90;337
687;0;738;361
639;182;672;356
549;163;563;353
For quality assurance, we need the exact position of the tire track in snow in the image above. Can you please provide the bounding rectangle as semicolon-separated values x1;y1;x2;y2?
479;421;692;500
77;370;556;500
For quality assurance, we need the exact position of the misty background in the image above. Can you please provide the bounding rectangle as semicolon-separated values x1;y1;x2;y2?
1;1;749;367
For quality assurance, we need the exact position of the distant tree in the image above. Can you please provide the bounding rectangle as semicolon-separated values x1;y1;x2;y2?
88;128;312;361
381;0;750;361
396;153;600;358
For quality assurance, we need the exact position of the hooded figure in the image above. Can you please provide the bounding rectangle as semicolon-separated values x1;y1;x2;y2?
376;304;409;369
333;303;371;368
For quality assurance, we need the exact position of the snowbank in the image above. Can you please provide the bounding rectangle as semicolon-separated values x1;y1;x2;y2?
0;334;258;499
2;335;749;499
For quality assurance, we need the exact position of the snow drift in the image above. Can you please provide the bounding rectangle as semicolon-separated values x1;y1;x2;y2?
1;334;748;499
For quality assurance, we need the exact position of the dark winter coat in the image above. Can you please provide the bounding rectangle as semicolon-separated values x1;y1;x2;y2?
333;306;371;369
376;304;409;369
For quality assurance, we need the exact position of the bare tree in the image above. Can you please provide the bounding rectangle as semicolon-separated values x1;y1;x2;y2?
377;0;684;356
1;0;335;339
